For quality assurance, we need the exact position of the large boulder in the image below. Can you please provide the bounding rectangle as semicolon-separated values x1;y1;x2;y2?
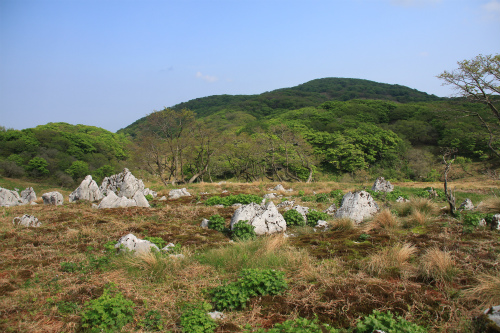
13;215;41;227
20;187;37;204
99;168;154;199
69;175;103;202
114;233;159;255
0;187;23;207
42;192;64;205
334;191;379;223
230;201;286;235
169;188;191;200
98;191;150;209
371;177;394;193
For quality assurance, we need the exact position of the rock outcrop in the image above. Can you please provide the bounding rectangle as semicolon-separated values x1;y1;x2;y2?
42;192;64;205
230;201;287;235
99;168;155;199
324;203;337;215
20;187;37;204
458;198;474;211
267;184;293;192
371;177;394;193
13;215;41;227
334;191;379;223
114;233;159;255
98;191;150;209
292;205;310;223
168;188;191;200
484;305;500;329
0;187;24;207
69;175;103;202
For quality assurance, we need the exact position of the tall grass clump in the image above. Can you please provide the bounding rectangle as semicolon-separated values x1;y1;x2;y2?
419;247;457;282
120;250;187;283
465;272;500;306
329;217;355;231
365;243;416;278
365;209;399;231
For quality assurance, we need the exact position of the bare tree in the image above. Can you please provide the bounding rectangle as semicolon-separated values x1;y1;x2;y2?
442;148;458;216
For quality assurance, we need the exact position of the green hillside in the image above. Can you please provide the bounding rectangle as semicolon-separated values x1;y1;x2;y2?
118;77;442;137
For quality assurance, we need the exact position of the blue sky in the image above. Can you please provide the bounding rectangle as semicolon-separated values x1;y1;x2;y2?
1;0;499;133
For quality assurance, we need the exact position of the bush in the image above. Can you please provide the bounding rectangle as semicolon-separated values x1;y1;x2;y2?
282;209;306;227
80;284;135;333
65;160;89;181
137;309;163;331
0;160;25;177
208;214;226;232
27;156;49;177
179;302;217;333
245;316;339;332
329;189;344;206
232;220;257;241
211;269;287;311
356;310;427;333
306;210;329;227
144;236;166;249
145;194;154;201
314;193;329;203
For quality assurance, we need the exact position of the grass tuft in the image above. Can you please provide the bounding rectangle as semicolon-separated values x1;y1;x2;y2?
465;271;500;307
419;247;457;282
365;243;417;278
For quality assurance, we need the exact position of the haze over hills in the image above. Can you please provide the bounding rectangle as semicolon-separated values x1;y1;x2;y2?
118;77;443;137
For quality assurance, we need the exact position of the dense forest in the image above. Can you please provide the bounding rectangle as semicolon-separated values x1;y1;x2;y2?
1;77;498;186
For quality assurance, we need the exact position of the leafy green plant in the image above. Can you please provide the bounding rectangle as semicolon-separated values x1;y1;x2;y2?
297;190;305;197
145;194;154;201
104;240;117;253
301;195;315;202
80;284;135;333
60;262;83;273
208;214;226;232
179;302;217;333
55;300;79;315
232;220;257;241
314;193;329;203
358;233;371;241
211;269;288;311
205;194;262;207
144;236;167;249
356;310;427;333
282;209;306;226
245;316;339;332
329;189;344;206
306;210;329;227
137;309;163;331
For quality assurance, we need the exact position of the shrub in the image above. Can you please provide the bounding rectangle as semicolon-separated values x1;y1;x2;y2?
27;157;49;177
80;284;135;333
145;194;154;201
205;194;262;207
208;214;226;232
245;316;339;332
282;209;306;227
144;236;166;249
356;310;427;333
179;302;217;333
232;220;257;241
137;309;164;331
211;268;287;311
0;160;25;177
314;193;329;203
306;210;329;227
370;209;398;229
65;160;89;181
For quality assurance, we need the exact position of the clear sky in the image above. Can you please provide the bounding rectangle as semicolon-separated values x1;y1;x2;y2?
1;0;499;133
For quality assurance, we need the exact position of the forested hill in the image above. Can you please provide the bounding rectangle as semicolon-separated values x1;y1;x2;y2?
118;78;442;137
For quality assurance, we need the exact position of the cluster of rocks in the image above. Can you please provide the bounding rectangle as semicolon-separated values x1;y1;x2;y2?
230;201;287;235
0;187;37;207
267;184;293;192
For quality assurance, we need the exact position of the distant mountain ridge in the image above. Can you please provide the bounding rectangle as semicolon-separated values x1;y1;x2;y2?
118;77;442;136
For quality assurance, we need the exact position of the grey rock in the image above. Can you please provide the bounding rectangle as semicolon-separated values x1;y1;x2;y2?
267;184;293;192
208;311;225;320
69;175;103;202
143;188;157;198
115;233;159;255
162;243;176;251
484;305;500;329
292;205;310;223
371;177;394;193
324;203;337;215
42;191;64;205
168;188;191;199
0;187;23;207
200;218;209;228
98;191;149;208
231;203;243;208
133;191;150;208
459;198;474;211
99;168;154;199
158;196;167;201
230;201;287;235
263;193;277;199
13;215;41;227
277;200;295;209
20;187;37;204
334;191;379;223
315;220;329;228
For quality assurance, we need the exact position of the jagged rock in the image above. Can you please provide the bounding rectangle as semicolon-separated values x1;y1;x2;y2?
292;205;309;223
484;305;500;328
315;220;329;228
230;201;287;235
42;192;64;205
143;188;157;198
99;168;154;199
168;188;191;199
0;187;23;207
158;196;167;201
459;198;474;211
13;215;41;227
264;193;277;199
114;233;159;255
69;175;103;202
276;200;295;209
334;191;379;223
371;177;394;193
98;191;150;208
200;219;209;228
20;187;36;204
324;204;337;215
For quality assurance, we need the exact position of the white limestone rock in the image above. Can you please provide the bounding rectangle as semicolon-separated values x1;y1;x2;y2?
133;191;150;208
200;219;209;228
98;192;136;208
69;175;103;202
158;196;167;201
484;306;500;329
276;200;295;209
115;233;159;255
99;168;154;199
324;203;337;215
13;214;41;227
267;184;293;192
371;177;394;193
20;187;37;204
162;243;176;251
292;205;310;224
230;201;287;235
208;311;225;320
42;191;64;206
315;220;329;228
459;198;474;211
168;188;191;200
334;191;379;223
396;196;409;203
0;187;23;207
263;193;277;199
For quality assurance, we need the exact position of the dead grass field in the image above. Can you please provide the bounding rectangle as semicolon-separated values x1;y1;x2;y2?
1;178;500;332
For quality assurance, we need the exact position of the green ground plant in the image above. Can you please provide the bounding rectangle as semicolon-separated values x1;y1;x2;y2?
232;220;257;241
356;310;427;333
306;210;329;226
245;316;340;332
179;302;217;333
282;209;306;226
208;214;226;232
205;194;262;207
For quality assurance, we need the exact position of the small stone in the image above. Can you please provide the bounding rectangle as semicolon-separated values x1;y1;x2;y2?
371;177;394;193
208;311;224;320
114;233;159;255
200;218;209;228
459;198;474;211
168;188;191;199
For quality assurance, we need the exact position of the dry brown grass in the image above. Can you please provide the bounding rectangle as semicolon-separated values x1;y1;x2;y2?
363;209;398;231
329;217;355;231
419;247;456;282
365;243;417;278
476;197;500;214
465;271;500;307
